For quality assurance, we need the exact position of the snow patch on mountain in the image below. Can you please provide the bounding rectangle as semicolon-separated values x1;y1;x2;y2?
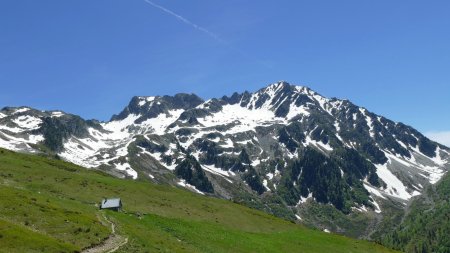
140;109;184;135
139;147;177;171
12;116;41;130
51;111;65;118
364;184;387;200
304;135;333;151
59;137;101;168
311;93;332;115
360;108;375;138
114;161;138;179
138;96;155;106
0;125;44;152
102;114;140;140
375;162;415;200
286;104;310;119
0;125;23;133
178;179;205;195
13;108;30;114
430;146;449;166
407;146;446;184
201;165;234;183
198;104;280;134
297;192;313;205
0;132;43;152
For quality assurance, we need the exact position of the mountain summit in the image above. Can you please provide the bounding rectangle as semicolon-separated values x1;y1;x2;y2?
0;81;448;236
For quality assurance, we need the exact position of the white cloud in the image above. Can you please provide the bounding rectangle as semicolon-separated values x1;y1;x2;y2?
426;131;450;147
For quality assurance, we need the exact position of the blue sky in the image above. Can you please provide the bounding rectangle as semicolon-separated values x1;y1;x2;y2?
1;1;449;144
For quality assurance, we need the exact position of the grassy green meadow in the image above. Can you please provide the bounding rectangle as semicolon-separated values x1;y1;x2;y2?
0;148;397;252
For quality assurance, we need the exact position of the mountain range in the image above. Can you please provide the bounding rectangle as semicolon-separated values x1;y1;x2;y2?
1;81;449;237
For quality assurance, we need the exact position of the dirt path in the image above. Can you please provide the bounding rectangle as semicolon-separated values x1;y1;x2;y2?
82;213;128;253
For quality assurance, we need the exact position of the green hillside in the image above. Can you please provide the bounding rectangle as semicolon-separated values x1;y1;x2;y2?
377;171;450;253
0;148;396;253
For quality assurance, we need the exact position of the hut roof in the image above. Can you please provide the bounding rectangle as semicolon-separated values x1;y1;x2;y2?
101;198;121;209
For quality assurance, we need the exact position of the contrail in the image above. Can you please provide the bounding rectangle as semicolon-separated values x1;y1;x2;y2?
142;0;271;69
143;0;225;44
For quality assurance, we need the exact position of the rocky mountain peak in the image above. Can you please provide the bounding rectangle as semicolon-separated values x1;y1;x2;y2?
110;93;204;123
0;81;449;231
